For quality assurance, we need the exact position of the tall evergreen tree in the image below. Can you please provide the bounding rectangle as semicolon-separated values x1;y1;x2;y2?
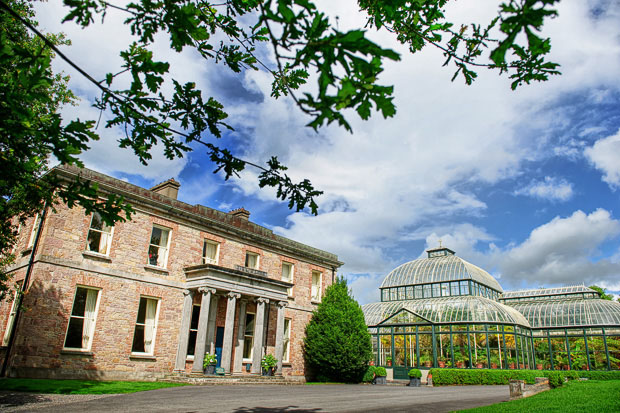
304;276;372;383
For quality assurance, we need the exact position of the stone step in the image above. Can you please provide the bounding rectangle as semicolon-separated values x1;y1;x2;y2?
161;373;303;386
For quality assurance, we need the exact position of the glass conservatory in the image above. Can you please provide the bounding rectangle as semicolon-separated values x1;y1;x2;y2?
500;286;620;371
362;247;620;377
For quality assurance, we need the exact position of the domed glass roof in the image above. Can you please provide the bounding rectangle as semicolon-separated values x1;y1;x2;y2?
362;296;530;327
506;298;620;328
380;248;503;292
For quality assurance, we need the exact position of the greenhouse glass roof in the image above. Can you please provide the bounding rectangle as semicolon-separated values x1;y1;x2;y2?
500;285;595;300
380;252;502;292
362;296;530;327
506;298;620;328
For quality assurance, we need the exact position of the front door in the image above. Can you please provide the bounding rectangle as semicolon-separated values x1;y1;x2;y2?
215;326;224;368
393;334;409;379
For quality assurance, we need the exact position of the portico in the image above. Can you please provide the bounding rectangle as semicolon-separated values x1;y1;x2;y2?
175;263;292;375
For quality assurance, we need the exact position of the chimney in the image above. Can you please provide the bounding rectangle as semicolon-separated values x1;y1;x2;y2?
229;207;250;221
150;178;181;200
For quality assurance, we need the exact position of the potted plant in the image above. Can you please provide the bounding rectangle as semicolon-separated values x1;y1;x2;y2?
407;368;422;387
454;353;465;368
373;367;387;385
490;355;499;369
261;354;278;376
420;355;432;368
386;356;392;367
437;357;446;368
203;353;217;375
508;357;516;369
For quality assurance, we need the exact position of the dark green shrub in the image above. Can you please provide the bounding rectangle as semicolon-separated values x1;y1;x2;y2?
375;367;387;377
304;277;373;383
362;366;376;383
546;371;563;388
408;368;422;379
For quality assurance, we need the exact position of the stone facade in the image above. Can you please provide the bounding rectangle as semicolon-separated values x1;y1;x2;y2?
0;165;342;381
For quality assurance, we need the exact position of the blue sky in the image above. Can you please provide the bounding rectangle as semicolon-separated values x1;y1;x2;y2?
36;1;620;304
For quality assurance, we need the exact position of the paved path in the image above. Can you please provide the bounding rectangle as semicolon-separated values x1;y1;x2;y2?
9;384;510;412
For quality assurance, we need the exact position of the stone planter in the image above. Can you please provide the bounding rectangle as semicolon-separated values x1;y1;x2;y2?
408;378;421;387
262;367;274;376
203;364;216;375
373;376;387;385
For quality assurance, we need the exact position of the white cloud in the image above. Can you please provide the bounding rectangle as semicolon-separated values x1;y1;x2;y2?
585;129;620;189
514;176;574;201
498;209;620;288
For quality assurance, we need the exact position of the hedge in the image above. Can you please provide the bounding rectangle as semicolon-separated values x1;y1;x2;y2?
430;368;620;386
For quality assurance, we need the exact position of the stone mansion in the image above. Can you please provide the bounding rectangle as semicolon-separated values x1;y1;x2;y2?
0;165;342;380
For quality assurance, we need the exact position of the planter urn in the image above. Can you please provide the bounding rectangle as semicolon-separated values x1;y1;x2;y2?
204;364;216;375
408;378;421;387
373;376;387;385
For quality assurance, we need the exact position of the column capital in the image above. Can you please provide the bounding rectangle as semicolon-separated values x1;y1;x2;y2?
255;297;270;305
227;291;241;300
198;287;217;295
182;289;193;297
277;301;288;309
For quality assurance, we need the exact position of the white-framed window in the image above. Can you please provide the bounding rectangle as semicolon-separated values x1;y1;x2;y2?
281;262;294;296
2;282;22;346
282;318;291;363
147;225;171;268
202;240;219;265
27;213;41;248
63;286;101;351
86;212;114;255
242;312;255;360
311;271;322;302
131;296;160;355
186;304;200;357
245;252;259;269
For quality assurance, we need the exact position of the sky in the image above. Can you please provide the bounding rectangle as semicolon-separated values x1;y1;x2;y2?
34;0;620;304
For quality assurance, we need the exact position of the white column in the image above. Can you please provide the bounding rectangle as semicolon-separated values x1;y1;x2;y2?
220;292;240;373
206;294;220;355
251;297;269;374
174;289;194;372
274;301;288;374
233;299;248;374
191;287;216;373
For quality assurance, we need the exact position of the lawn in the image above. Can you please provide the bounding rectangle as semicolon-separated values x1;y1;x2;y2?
0;378;189;394
458;380;620;412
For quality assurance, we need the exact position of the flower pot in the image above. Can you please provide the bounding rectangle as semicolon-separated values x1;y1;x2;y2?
438;361;445;368
386;361;392;367
491;363;498;369
519;364;525;369
476;363;483;369
536;364;543;370
509;363;516;369
456;362;464;368
203;364;216;375
373;376;387;385
262;367;274;376
424;362;432;368
408;378;421;387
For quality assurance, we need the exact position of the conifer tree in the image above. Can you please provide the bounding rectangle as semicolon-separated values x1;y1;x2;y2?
304;276;372;383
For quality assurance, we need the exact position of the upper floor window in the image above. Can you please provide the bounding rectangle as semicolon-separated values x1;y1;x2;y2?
2;282;22;346
202;240;219;265
27;213;41;248
245;252;259;269
311;271;322;302
86;212;113;255
132;296;160;355
281;262;294;296
148;225;171;268
63;286;101;351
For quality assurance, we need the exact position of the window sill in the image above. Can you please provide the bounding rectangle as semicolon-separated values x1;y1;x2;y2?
82;251;112;262
130;354;156;360
144;265;169;275
186;355;195;361
311;300;321;304
61;349;93;356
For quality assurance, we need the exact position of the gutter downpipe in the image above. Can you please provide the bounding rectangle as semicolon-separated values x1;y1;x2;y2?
1;202;48;377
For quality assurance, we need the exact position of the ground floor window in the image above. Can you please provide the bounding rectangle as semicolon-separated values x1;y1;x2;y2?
282;318;291;362
132;296;160;355
187;304;200;356
64;286;101;350
2;282;22;346
243;312;255;360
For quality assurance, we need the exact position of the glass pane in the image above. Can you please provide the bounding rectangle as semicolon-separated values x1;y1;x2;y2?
87;230;102;253
190;306;200;330
90;212;104;231
71;288;88;317
150;227;163;246
451;282;459;296
418;334;433;367
607;335;620;370
148;245;160;266
64;318;84;349
406;286;414;300
406;335;416;367
187;330;197;356
587;336;607;370
460;281;470;295
245;313;255;335
437;334;452;368
533;338;551;370
394;335;405;367
136;298;147;324
471;332;488;368
550;337;569;370
415;286;423;299
132;325;145;352
453;333;469;368
569;337;588;370
380;335;392;366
